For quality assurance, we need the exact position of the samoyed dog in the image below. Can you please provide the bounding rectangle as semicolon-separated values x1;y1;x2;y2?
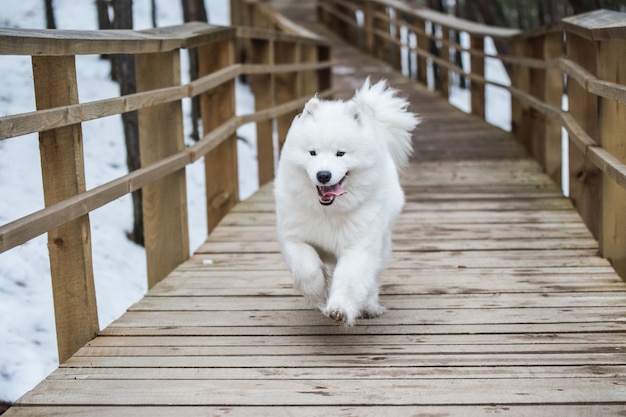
274;78;419;326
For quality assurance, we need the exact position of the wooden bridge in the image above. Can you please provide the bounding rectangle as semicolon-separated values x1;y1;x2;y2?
1;1;626;415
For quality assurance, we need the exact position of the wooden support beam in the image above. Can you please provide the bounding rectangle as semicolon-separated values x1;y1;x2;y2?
136;50;190;288
598;39;626;280
440;26;450;99
415;17;428;86
32;55;99;363
274;41;298;153
470;34;485;119
198;39;239;233
566;33;601;240
251;38;275;186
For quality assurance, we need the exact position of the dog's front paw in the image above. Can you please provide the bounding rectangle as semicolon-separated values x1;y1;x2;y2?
323;305;357;327
360;304;387;320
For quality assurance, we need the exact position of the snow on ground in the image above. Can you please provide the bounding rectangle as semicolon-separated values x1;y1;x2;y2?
0;2;517;403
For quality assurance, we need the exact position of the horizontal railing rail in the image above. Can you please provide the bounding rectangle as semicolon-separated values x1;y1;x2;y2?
319;0;626;280
0;7;332;364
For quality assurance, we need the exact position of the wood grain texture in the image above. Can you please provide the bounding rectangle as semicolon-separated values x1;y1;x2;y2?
136;50;190;288
32;55;99;363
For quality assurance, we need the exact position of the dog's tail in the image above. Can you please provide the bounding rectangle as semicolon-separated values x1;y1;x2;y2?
353;78;420;170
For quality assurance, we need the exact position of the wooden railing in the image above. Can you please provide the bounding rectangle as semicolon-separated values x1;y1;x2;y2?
319;0;626;282
0;9;332;364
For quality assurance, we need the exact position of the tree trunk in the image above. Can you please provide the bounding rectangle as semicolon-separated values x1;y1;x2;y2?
96;0;111;30
96;0;112;61
181;0;209;141
474;0;511;75
151;0;158;27
112;0;144;246
45;0;57;29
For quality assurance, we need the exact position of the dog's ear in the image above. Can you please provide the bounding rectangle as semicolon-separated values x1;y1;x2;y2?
302;96;320;119
344;100;361;124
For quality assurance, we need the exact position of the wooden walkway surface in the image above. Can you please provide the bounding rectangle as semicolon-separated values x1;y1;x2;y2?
6;6;626;417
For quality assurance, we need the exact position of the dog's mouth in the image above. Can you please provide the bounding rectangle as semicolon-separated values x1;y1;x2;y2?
316;174;348;206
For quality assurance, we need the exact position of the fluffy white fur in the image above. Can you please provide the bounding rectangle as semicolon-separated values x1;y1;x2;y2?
274;78;420;326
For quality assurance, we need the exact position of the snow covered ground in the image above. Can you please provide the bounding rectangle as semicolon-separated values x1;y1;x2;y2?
0;1;522;403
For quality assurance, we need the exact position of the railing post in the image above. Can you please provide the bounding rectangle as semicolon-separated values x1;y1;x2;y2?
317;44;332;93
136;50;190;288
32;55;99;363
470;34;485;119
539;31;563;185
373;3;389;63
300;42;320;98
510;38;531;150
198;39;239;233
415;17;428;87
597;35;626;278
251;38;275;186
510;31;562;185
564;32;601;239
390;8;402;71
440;26;450;99
275;41;299;153
363;1;374;54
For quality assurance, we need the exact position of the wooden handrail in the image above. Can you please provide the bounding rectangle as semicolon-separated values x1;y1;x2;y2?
0;7;332;363
0;23;235;56
319;0;626;280
0;60;333;140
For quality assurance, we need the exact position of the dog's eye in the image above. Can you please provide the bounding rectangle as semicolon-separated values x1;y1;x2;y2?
309;150;316;156
336;151;345;157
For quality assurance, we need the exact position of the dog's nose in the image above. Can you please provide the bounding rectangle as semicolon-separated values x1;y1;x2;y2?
317;171;332;184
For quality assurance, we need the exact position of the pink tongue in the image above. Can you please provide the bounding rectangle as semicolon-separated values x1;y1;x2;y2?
320;183;347;197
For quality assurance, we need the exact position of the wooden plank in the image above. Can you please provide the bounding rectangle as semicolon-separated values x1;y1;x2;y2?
17;378;626;406
179;250;611;271
205;223;595;241
129;292;626;311
74;340;626;358
136;50;190;288
6;405;626;417
216;210;586;227
32;55;99;363
104;306;626;329
197;237;598;252
99;321;626;337
83;331;626;347
0;23;234;56
45;365;626;384
148;272;626;297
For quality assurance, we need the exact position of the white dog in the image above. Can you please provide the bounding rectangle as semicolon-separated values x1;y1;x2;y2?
274;78;419;326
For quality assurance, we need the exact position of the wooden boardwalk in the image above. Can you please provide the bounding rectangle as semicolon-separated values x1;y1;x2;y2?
6;8;626;417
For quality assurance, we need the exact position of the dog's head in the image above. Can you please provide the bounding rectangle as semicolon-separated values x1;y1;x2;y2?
281;96;383;207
